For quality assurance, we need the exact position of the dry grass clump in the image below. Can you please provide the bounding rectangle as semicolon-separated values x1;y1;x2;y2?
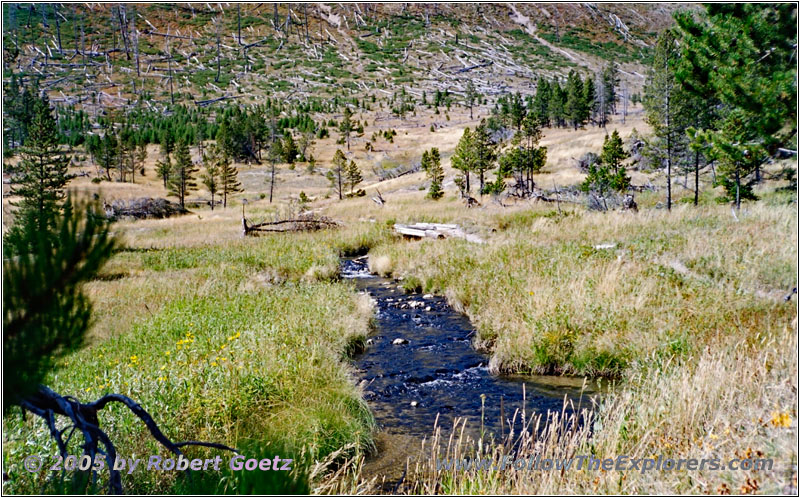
403;323;795;494
363;201;796;493
370;203;796;376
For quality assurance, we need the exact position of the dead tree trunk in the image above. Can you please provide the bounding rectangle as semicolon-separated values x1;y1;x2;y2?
167;33;174;105
54;5;63;55
133;14;140;77
117;5;131;60
237;4;242;44
304;4;310;43
214;16;221;82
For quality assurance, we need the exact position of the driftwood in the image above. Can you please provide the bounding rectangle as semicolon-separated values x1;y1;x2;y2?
394;223;484;244
20;385;237;494
242;215;339;236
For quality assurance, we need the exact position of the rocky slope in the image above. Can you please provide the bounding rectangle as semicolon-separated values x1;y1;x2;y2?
3;3;688;112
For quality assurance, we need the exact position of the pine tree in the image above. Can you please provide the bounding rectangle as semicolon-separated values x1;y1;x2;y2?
548;82;566;128
4;199;116;405
473;120;497;195
565;70;585;130
509;92;526;130
283;133;298;164
215;120;235;160
581;132;629;206
421;150;431;172
167;140;197;209
674;4;796;209
600;130;630;191
327;149;347;200
498;113;547;195
451;127;475;196
425;148;444;200
339;107;353;151
210;144;241;208
465;81;478;120
201;151;220;210
582;76;596;125
601;62;619;115
9;95;71;233
99;131;118;181
533;77;551;127
345;160;362;194
643;30;691;211
156;157;172;189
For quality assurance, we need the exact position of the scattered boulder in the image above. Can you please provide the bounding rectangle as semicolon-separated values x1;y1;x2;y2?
392;338;409;345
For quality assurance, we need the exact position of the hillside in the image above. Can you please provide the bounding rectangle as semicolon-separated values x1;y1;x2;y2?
3;3;685;111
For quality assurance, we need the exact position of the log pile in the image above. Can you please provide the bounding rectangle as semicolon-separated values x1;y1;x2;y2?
103;197;188;220
394;223;485;244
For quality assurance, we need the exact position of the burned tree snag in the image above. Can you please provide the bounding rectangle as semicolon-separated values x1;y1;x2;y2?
214;16;221;83
54;5;63;55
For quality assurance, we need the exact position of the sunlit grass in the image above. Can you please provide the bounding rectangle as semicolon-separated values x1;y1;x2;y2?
2;218;390;494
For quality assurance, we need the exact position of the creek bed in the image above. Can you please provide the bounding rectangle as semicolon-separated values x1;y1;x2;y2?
342;257;596;441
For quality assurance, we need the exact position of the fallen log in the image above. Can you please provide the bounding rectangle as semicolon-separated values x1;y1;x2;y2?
242;216;339;236
394;223;484;244
454;61;493;73
195;95;245;107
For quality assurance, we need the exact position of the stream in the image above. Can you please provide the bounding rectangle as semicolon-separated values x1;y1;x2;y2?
341;257;596;446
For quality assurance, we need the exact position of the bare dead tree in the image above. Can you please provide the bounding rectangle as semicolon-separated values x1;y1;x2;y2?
117;5;131;60
304;4;310;43
132;11;140;77
166;31;174;105
237;4;242;44
54;5;63;55
214;16;221;83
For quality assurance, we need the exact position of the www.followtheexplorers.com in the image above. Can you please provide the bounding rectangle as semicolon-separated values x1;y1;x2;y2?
436;454;773;473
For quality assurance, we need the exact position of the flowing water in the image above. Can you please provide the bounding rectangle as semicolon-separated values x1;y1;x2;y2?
342;257;597;447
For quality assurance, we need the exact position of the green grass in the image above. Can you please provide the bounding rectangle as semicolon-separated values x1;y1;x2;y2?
2;223;391;494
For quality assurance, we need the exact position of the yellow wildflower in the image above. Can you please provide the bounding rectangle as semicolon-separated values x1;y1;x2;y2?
770;411;791;428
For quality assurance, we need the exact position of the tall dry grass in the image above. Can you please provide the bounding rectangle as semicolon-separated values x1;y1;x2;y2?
361;201;796;494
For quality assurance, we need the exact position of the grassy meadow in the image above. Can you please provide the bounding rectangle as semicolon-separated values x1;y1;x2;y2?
2;207;392;494
2;103;796;494
365;198;797;494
